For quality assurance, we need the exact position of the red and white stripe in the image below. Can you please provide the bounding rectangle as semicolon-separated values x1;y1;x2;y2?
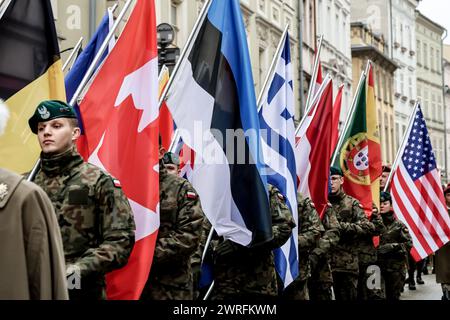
391;164;450;261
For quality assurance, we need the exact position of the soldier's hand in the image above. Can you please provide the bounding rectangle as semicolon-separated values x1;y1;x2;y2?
215;240;244;260
377;243;396;254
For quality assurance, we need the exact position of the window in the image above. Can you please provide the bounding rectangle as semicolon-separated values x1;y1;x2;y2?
423;43;428;67
377;71;382;98
417;40;421;63
431;93;436;120
400;73;404;95
438;95;443;119
170;1;178;27
383;74;388;102
400;23;404;46
408;76;413;99
437;49;441;72
431;47;435;70
424;90;429;118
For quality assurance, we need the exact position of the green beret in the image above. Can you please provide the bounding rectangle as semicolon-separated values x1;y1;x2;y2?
28;100;77;134
380;191;392;203
163;152;180;166
330;166;343;177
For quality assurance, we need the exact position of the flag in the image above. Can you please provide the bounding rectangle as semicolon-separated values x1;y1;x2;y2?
258;33;299;287
65;8;115;103
158;65;174;150
0;0;66;173
391;105;450;261
165;0;272;247
65;9;116;158
333;64;382;214
331;85;343;155
296;78;334;218
77;0;159;299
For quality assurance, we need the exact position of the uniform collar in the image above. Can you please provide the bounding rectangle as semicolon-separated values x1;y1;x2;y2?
40;146;84;177
328;189;345;203
381;211;395;225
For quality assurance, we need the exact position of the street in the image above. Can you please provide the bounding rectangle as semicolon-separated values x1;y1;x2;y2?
401;274;443;300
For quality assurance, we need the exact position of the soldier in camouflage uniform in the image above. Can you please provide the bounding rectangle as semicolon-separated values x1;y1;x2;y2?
283;193;322;300
207;184;295;300
308;203;341;301
141;140;204;300
28;100;135;300
377;191;412;300
328;166;376;300
357;203;386;300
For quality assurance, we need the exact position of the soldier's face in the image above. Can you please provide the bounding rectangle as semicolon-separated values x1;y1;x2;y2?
330;175;343;194
37;118;80;155
445;193;450;206
380;172;390;188
165;163;180;176
380;200;392;214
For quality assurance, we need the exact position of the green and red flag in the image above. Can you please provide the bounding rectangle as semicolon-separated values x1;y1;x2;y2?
332;63;382;215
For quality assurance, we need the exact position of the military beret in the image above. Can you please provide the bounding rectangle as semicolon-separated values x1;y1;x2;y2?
382;164;392;173
28;100;78;134
444;185;450;195
163;152;180;166
380;191;392;203
330;166;343;177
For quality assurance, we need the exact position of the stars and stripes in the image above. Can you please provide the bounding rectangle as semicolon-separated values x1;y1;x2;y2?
391;105;450;261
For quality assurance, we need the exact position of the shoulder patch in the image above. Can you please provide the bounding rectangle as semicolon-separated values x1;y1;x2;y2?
358;203;364;209
310;201;315;208
327;202;332;208
277;192;284;201
113;179;122;188
186;191;198;200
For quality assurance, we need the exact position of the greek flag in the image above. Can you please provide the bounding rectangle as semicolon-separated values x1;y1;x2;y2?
258;33;299;287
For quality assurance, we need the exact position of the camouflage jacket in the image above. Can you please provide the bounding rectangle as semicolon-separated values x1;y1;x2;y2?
33;147;135;300
328;190;375;275
210;185;295;299
295;193;323;281
142;162;204;300
358;204;386;266
378;211;412;272
309;205;341;285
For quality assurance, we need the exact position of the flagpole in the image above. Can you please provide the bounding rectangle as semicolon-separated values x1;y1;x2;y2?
68;0;133;107
256;24;290;110
0;0;11;20
384;100;420;192
304;35;324;112
62;37;83;71
158;0;213;110
330;64;368;165
27;0;133;182
294;74;332;136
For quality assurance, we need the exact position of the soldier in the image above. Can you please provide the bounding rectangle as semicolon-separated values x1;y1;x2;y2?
308;203;341;301
283;193;322;300
162;151;181;176
357;203;386;300
28;100;135;300
377;191;412;300
328;166;376;300
435;185;450;300
208;184;295;300
0;100;68;300
141;139;204;300
380;165;391;191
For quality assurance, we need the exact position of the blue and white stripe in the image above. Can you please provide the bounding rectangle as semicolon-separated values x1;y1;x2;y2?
258;34;299;287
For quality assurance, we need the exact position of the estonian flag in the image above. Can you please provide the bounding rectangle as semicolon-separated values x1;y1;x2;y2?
166;0;272;247
0;0;65;173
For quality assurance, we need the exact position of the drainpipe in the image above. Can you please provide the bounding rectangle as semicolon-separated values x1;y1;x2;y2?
89;0;97;39
442;28;448;182
298;0;305;119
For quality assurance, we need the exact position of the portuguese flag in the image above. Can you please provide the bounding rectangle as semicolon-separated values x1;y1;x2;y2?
0;0;66;173
333;63;382;215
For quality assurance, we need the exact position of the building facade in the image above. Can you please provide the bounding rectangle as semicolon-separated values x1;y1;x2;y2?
441;45;450;184
351;22;398;164
316;0;352;124
416;10;447;180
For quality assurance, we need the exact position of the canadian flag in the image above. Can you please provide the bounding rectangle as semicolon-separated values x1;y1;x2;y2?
77;0;159;299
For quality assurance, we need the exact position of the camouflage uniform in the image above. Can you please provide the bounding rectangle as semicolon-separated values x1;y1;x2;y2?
328;190;375;301
209;185;295;300
283;193;322;300
33;147;135;300
357;204;386;300
378;210;412;300
142;161;204;300
308;204;341;301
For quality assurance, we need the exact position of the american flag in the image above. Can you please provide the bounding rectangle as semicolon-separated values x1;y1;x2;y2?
391;105;450;261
